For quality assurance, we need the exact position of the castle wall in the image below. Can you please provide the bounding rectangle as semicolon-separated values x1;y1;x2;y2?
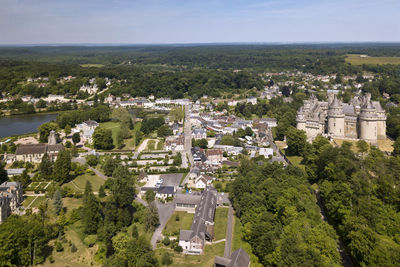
377;120;386;140
297;122;306;132
360;120;377;141
328;117;344;138
344;121;358;139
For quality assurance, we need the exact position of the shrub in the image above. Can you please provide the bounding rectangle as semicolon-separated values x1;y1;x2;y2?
174;245;183;253
162;236;170;246
55;241;64;252
84;235;97;247
175;214;180;221
70;243;77;253
49;255;55;263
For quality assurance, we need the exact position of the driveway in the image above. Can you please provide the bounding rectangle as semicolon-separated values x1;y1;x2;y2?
224;206;234;258
150;200;175;249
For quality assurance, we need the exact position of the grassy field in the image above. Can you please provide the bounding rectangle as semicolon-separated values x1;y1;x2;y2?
30;196;47;208
232;216;262;267
163;211;194;237
334;138;394;153
40;228;101;267
155;241;225;267
63;173;105;193
214;208;229;240
345;54;400;65
99;121;121;147
80;64;104;68
22;196;36;207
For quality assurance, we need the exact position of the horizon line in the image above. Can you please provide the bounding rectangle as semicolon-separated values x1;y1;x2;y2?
1;41;400;47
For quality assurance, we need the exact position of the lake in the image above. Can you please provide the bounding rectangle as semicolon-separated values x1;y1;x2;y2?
0;113;58;138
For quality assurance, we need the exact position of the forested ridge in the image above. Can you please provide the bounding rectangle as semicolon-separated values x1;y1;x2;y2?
230;160;342;266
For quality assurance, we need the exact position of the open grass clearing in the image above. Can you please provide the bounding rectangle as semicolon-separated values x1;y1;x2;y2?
345;54;400;65
99;121;121;147
163;211;194;237
214;208;229;241
29;196;46;208
63;173;105;193
232;216;262;267
155;241;225;267
40;227;100;267
22;196;36;208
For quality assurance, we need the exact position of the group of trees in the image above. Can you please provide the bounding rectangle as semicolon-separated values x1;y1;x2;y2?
230;159;341;266
302;138;400;265
56;105;110;129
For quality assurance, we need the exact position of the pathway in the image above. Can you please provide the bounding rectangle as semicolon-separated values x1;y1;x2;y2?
223;206;234;258
150;201;175;249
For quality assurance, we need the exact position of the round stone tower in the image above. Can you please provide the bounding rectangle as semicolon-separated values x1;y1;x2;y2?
296;106;306;131
359;94;378;141
375;102;386;140
327;95;344;137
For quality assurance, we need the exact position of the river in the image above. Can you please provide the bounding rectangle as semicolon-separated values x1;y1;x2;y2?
0;113;58;138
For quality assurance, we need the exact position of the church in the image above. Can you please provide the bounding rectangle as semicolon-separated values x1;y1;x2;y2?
296;93;386;143
14;130;64;163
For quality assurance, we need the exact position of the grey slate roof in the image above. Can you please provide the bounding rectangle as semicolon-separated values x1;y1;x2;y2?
214;248;250;267
157;186;174;195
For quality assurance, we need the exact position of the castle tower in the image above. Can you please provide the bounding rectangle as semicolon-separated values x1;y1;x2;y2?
359;94;378;141
48;130;57;145
327;95;344;138
374;101;386;140
296;106;306;131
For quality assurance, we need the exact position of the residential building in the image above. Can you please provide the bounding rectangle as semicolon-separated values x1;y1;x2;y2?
165;135;185;151
179;187;218;254
192;128;207;140
156;186;175;200
214;248;250;267
206;149;223;164
195;174;213;189
175;193;202;212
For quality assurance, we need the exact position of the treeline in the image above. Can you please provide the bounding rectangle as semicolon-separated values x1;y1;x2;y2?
1;44;400;71
56;105;110;128
302;139;400;266
230;159;342;266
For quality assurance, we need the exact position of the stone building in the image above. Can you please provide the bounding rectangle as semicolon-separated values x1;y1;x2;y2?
15;131;64;163
296;93;386;143
0;181;23;223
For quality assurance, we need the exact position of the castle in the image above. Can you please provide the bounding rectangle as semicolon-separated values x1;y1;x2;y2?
296;93;386;143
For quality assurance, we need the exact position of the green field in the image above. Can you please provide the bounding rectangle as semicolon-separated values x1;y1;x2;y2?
155;241;225;267
163;211;194;237
232;216;262;267
214;208;229;240
30;196;47;208
345;54;400;65
63;173;105;193
80;64;104;68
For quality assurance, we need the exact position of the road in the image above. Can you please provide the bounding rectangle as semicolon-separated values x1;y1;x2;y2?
181;104;194;186
150;200;175;249
223;206;234;258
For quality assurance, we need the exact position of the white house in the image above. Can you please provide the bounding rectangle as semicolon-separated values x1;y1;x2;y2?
246;96;257;105
259;148;274;158
192;128;207;140
195;174;213;189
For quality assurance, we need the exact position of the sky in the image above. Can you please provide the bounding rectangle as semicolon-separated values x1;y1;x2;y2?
1;0;400;44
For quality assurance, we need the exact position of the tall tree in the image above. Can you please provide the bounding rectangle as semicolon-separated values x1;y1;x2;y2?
82;181;102;234
72;132;81;144
53;149;71;183
53;189;63;215
93;128;114;150
39;153;53;179
0;162;8;184
38;122;59;143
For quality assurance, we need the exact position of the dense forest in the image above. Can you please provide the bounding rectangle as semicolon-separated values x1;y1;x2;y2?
230;160;342;266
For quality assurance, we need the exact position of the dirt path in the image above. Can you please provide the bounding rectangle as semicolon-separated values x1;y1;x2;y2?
137;138;158;152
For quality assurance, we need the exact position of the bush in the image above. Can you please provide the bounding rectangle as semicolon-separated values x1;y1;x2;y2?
174;245;183;253
49;255;55;263
70;243;77;253
84;235;97;247
162;236;170;246
175;214;180;221
55;241;64;252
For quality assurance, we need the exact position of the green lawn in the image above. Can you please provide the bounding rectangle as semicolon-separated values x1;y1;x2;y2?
30;196;47;208
155;241;225;267
40;227;101;267
163;211;194;237
345;54;400;65
232;216;262;267
63;173;105;193
22;196;36;207
214;208;229;240
99;121;121;147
